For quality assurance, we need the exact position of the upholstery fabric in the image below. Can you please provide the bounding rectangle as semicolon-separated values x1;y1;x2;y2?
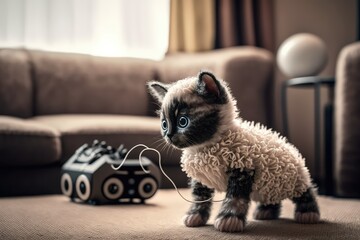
0;49;33;118
0;116;61;167
0;165;60;196
0;190;359;239
335;42;360;197
159;47;273;125
32;115;182;166
28;50;157;116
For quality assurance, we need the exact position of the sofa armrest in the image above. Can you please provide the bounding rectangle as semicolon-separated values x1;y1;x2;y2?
158;47;273;125
335;42;360;197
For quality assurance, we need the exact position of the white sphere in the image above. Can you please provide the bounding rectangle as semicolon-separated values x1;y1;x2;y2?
277;33;327;78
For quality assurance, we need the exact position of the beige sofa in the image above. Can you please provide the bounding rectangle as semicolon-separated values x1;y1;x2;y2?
0;47;273;196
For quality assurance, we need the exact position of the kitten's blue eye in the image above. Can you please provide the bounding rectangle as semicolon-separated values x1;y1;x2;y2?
178;116;189;128
161;119;168;130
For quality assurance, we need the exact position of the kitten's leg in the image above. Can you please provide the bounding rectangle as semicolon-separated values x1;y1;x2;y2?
253;202;281;220
292;187;320;224
183;179;214;227
214;169;254;232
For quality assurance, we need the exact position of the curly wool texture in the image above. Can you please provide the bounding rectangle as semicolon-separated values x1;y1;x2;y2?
181;121;312;205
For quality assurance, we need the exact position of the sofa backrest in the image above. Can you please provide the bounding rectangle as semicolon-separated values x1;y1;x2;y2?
28;50;157;116
1;47;273;123
0;49;33;118
0;49;158;118
158;47;273;125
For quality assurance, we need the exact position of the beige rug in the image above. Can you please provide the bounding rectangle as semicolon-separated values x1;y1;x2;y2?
0;189;359;239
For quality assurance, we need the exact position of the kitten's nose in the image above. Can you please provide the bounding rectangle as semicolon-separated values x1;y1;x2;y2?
166;133;174;140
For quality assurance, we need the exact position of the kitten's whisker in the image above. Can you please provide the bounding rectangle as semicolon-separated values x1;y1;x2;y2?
155;141;165;150
153;138;165;147
159;142;165;152
150;135;161;140
166;142;172;157
160;141;168;153
169;144;176;157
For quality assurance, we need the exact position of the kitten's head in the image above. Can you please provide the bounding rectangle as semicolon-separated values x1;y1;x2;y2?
148;71;238;149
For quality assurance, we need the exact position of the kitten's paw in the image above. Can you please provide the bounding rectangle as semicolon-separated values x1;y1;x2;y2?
254;208;279;220
295;212;320;224
214;216;244;232
183;213;207;227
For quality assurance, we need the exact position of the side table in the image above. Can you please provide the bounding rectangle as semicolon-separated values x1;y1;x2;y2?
281;76;335;195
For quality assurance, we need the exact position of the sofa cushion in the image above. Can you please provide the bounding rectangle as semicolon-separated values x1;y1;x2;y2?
0;165;61;197
32;115;182;166
0;49;33;118
0;116;61;167
28;50;157;116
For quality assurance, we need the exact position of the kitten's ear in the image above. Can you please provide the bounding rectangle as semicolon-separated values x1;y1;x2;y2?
147;81;169;103
196;71;226;103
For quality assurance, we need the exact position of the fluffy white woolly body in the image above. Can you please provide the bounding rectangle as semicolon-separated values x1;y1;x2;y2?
181;120;312;205
159;75;312;205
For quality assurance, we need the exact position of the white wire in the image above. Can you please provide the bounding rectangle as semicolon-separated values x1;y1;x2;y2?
110;144;224;203
111;144;148;171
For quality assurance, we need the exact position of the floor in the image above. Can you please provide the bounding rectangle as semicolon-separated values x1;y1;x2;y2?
0;189;359;239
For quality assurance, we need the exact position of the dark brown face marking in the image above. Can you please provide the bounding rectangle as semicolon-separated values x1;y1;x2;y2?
161;98;220;148
155;71;230;149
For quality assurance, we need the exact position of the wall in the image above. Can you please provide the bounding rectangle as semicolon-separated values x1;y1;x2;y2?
273;0;357;184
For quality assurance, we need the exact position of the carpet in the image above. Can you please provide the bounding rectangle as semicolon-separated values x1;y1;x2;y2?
0;189;359;239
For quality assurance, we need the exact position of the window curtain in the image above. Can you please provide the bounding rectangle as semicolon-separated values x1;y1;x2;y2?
168;0;215;52
0;0;170;60
168;0;274;53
